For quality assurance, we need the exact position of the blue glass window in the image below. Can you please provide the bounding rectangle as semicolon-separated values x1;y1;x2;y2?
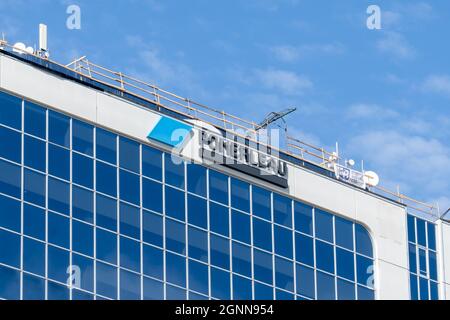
210;234;229;270
417;219;426;247
143;277;164;300
0;194;20;232
23;237;45;276
48;177;70;215
188;194;207;229
232;210;250;244
210;170;228;205
232;242;252;277
294;202;313;236
189;260;208;295
23;274;45;300
166;218;186;255
254;249;273;285
255;282;273;300
48;110;70;148
337;279;355;300
0;160;21;198
316;240;335;274
409;244;417;273
166;186;185;221
48;144;70;181
410;274;418;300
427;223;436;251
48;245;70;283
188;227;208;263
295;233;314;266
96;128;117;164
142;178;162;213
120;202;140;240
73;220;94;257
24;101;46;138
357;285;374;300
24;169;45;207
73;153;94;189
0;126;21;164
143;244;163;280
96;193;117;232
419;277;429;300
96;261;118;299
24;135;45;171
142;145;162;181
120;269;141;300
356;255;374;288
231;178;249;212
355;224;373;258
419;248;427;276
252;186;271;221
253;217;272;252
407;215;416;243
96;228;117;265
335;217;354;250
119;137;140;173
0;229;20;268
315;209;333;243
48;212;70;249
48;281;69;300
167;285;186;300
72;253;94;293
72;119;93;156
210;202;229;237
120;236;141;272
0;265;20;300
277;290;294;300
96;161;117;197
430;281;439;300
429;251;437;281
317;271;336;300
296;264;315;299
274;225;293;259
73;289;94;300
165;155;185;189
187;164;206;197
166;252;186;287
73;186;94;223
336;248;355;281
275;257;294;292
24;204;45;241
211;267;230;300
0;91;22;130
233;274;252;300
273;194;292;228
143;210;163;247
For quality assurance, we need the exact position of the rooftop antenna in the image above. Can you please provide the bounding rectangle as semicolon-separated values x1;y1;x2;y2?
38;23;49;58
255;108;297;131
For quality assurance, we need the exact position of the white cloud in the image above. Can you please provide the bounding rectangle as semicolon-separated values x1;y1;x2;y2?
346;103;399;120
422;75;450;97
271;43;345;63
376;32;415;60
255;68;313;95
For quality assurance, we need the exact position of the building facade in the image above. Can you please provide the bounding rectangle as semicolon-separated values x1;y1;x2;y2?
0;47;448;300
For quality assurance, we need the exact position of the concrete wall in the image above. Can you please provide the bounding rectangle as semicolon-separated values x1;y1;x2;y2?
0;52;411;299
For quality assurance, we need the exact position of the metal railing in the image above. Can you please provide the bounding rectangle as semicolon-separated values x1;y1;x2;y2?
0;40;439;219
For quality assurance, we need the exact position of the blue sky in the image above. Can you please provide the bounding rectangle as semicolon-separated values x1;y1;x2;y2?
1;0;450;212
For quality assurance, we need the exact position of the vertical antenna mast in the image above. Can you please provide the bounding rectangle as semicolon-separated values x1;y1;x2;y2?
39;23;49;58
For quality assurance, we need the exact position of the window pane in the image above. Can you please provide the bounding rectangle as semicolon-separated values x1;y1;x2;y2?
188;227;208;263
0;265;20;300
48;245;69;283
430;281;439;300
142;145;162;181
252;186;271;221
96;261;118;299
419;277;429;300
316;240;335;274
337;278;355;300
210;170;228;205
0;126;21;164
24;169;45;207
96;161;117;197
254;282;273;300
187;164;206;197
96;228;117;265
72;119;93;156
0;229;20;268
210;202;229;237
419;248;427;276
317;271;336;300
417;218;426;247
48;281;69;300
277;290;294;300
72;253;94;293
166;218;186;255
120;236;141;272
0;91;22;130
142;178;162;213
211;267;230;300
23;237;45;276
275;257;294;292
232;242;251;277
143;244;163;280
48;212;70;249
0;160;21;198
0;194;20;232
73;220;94;257
24;204;45;241
23;273;45;300
294;202;313;236
48;110;70;148
232;210;250;244
410;274;418;300
143;210;163;248
407;215;416;243
429;251;437;281
315;209;333;243
273;194;292;228
427;222;436;251
210;234;229;270
120;269;141;300
48;177;70;215
253;217;272;252
167;284;186;300
336;248;355;281
119;137;140;173
355;224;373;258
233;274;252;300
73;153;94;189
48;144;70;181
409;243;417;273
166;252;186;287
96;128;117;164
296;264;315;298
166;186;185;221
274;225;293;259
143;277;164;300
356;255;374;289
254;249;273;285
357;285;374;300
96;193;117;232
335;217;354;250
73;186;94;224
189;260;208;295
73;289;93;300
231;179;249;212
165;155;184;189
188;194;207;229
120;202;140;240
24;101;46;138
24;135;45;172
295;233;314;267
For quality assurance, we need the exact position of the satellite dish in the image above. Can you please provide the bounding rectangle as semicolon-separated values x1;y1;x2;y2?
25;46;34;54
13;42;26;54
364;171;380;187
